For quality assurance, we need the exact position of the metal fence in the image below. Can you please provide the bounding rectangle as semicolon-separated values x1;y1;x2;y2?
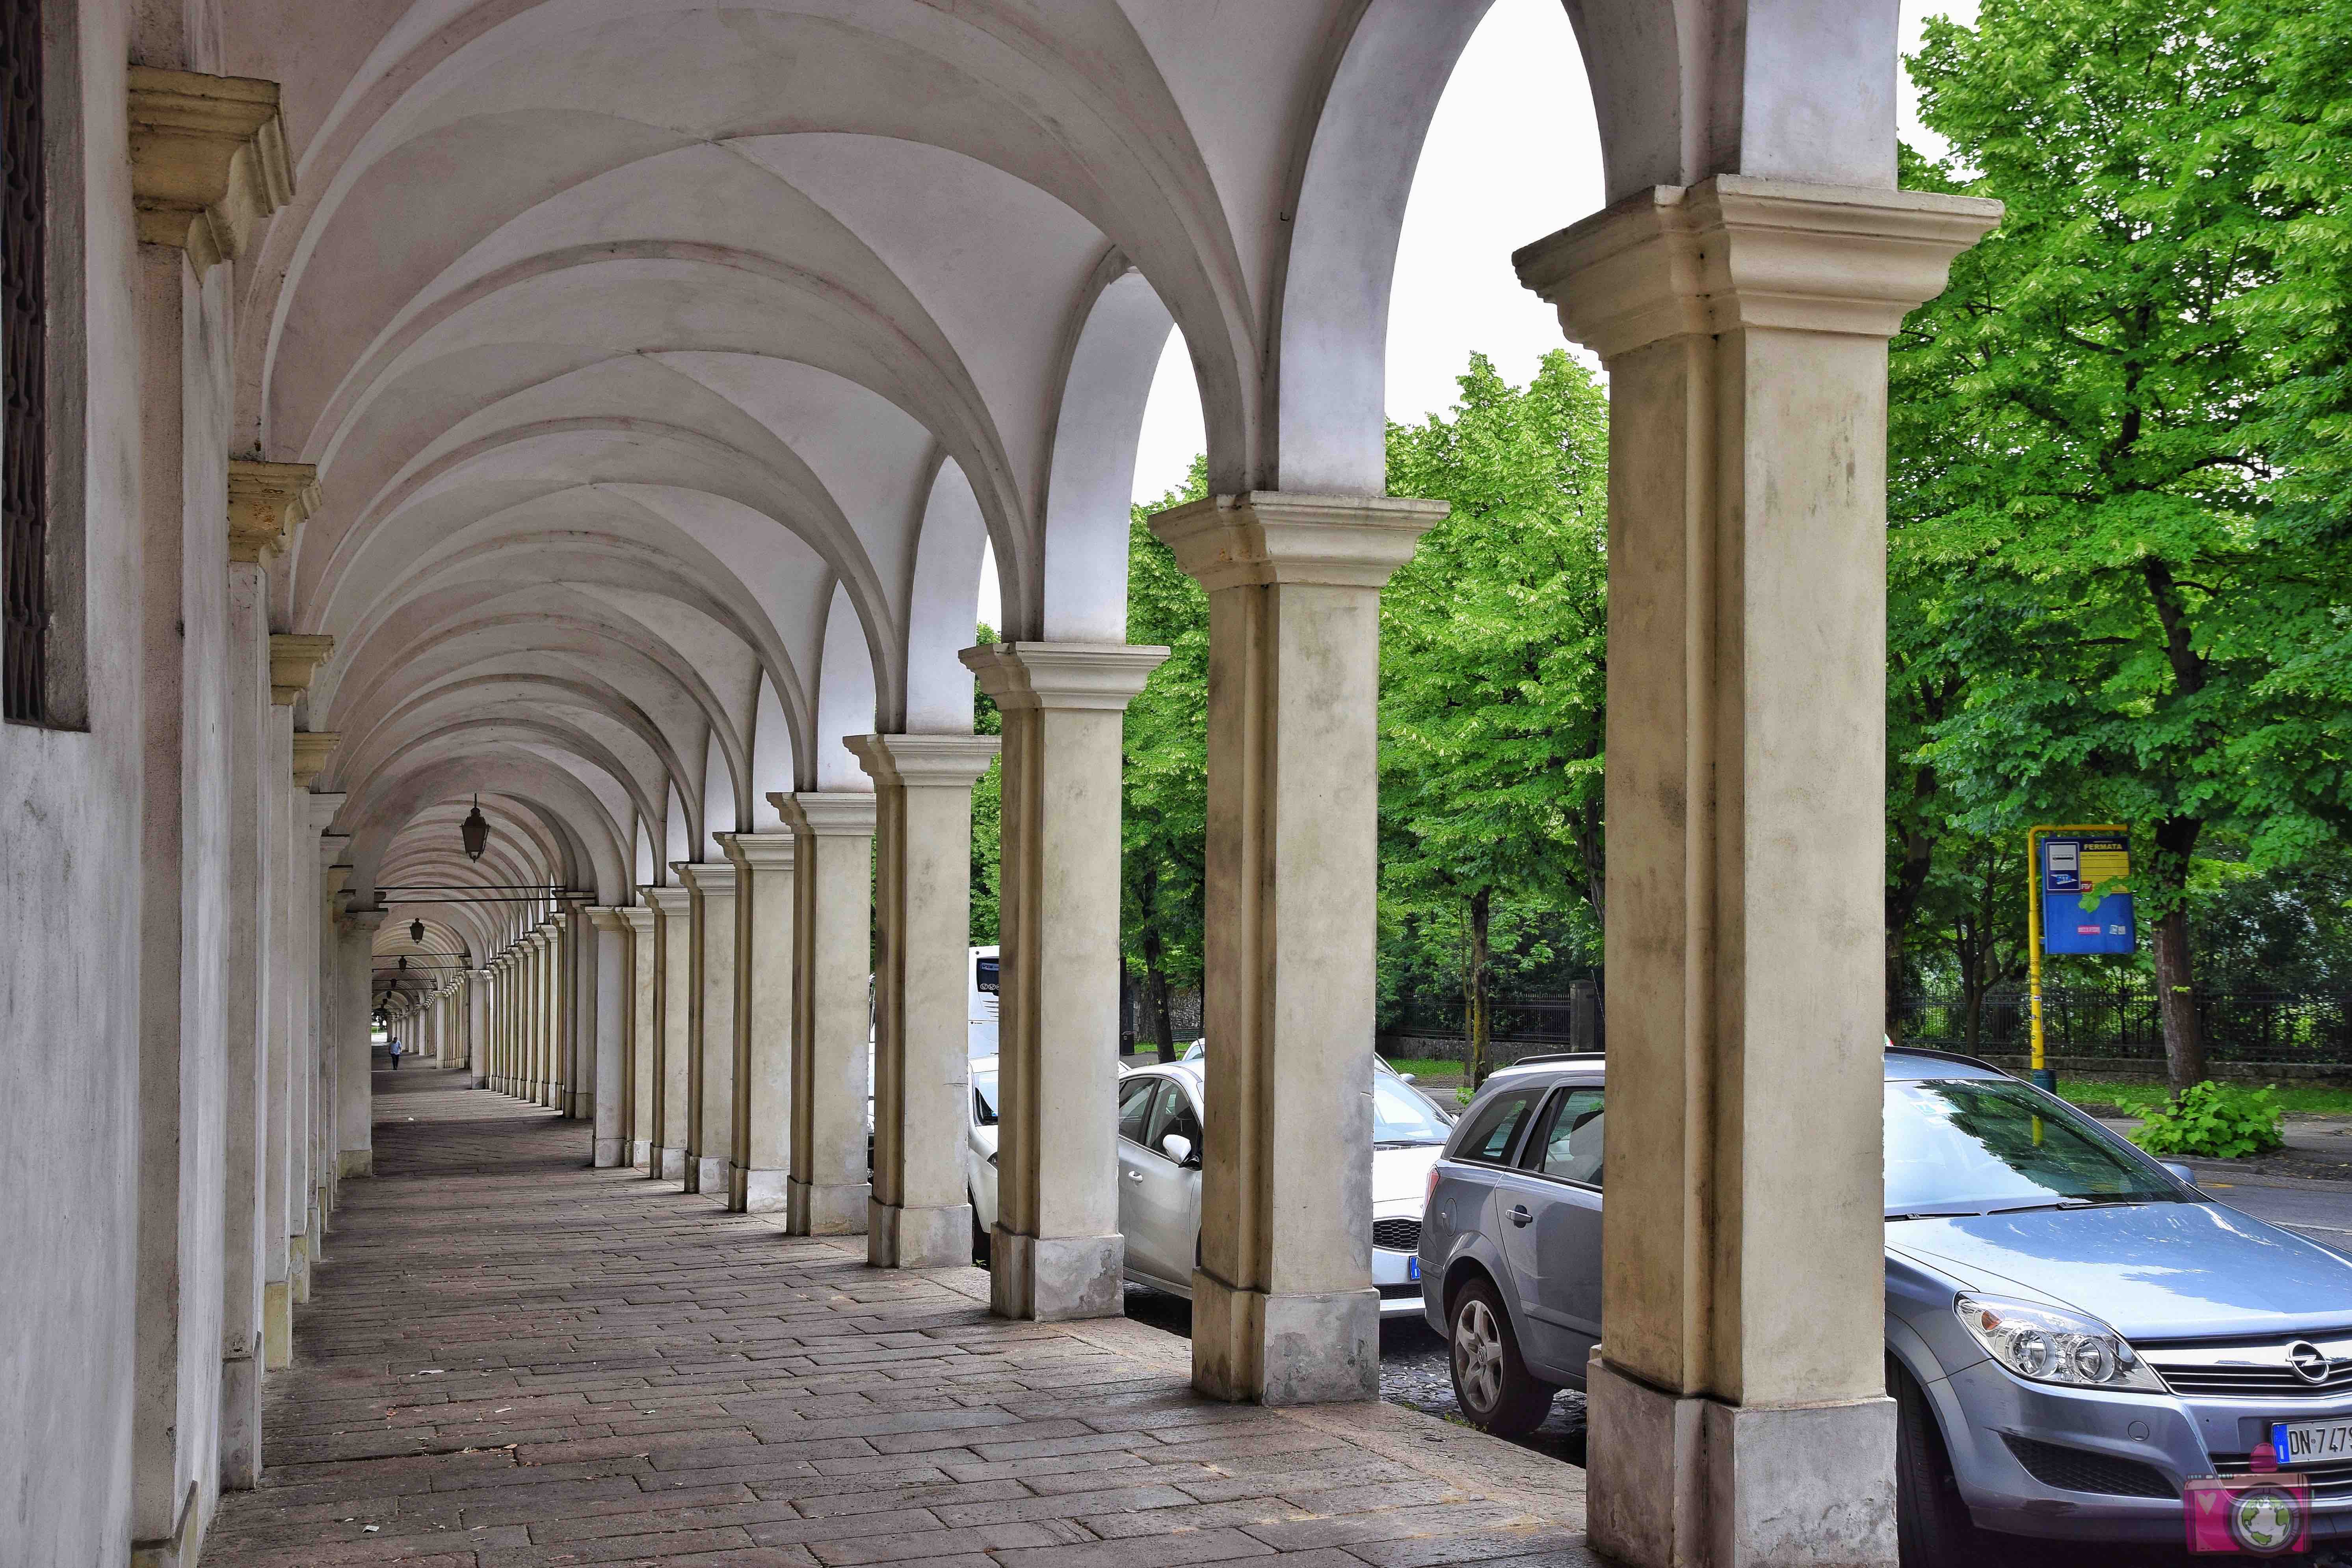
1895;988;2352;1067
1380;984;1605;1058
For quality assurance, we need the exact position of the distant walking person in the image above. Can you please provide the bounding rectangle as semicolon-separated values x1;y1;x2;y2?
388;1034;403;1070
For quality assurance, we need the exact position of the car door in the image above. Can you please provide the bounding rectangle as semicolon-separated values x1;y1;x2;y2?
1114;1075;1171;1282
1515;1084;1608;1378
1129;1077;1202;1288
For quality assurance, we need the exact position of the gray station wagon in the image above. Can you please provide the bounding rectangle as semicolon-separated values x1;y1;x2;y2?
1420;1049;2352;1562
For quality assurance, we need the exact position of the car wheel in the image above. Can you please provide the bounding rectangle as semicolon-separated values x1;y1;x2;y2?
971;1208;991;1269
1448;1277;1553;1437
1891;1356;1985;1568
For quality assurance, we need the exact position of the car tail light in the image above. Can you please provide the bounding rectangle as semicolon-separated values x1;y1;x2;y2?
1427;1163;1441;1207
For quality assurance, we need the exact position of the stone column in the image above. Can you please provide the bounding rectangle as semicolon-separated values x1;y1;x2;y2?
846;736;999;1267
218;526;275;1490
1150;496;1441;1402
315;833;349;1224
469;969;489;1083
622;905;656;1167
287;781;336;1300
547;921;570;1110
1513;178;1999;1566
772;792;876;1235
586;910;631;1166
959;645;1166;1318
643;887;694;1181
337;908;387;1176
677;861;739;1200
718;833;796;1212
527;931;548;1103
258;707;297;1374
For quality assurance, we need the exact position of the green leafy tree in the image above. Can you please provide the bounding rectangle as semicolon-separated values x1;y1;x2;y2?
1895;0;2352;1087
1121;459;1211;1055
1380;351;1609;1081
969;624;1002;945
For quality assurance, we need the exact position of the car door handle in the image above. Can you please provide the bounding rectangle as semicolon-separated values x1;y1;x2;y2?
1508;1203;1532;1228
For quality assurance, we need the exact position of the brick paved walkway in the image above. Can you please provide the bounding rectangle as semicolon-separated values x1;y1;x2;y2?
206;1067;1591;1568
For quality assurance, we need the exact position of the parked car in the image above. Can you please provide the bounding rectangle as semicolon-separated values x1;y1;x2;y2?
965;1053;1455;1308
1420;1048;2352;1561
1114;1056;1453;1316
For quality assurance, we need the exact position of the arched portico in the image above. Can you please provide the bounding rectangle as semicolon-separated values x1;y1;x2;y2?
4;6;1998;1566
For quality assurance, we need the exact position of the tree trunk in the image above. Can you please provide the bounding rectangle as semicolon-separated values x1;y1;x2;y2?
1465;889;1491;1086
1136;865;1174;1062
2149;817;2207;1091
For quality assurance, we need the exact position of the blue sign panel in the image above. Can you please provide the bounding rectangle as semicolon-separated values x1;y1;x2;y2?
2041;835;2136;955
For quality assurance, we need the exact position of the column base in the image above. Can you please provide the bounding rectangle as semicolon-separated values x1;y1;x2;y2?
1190;1272;1376;1406
730;1163;787;1213
290;1243;311;1303
694;1155;728;1196
1584;1353;1897;1568
128;1481;202;1568
219;1352;261;1489
870;1199;972;1269
593;1136;625;1168
989;1228;1123;1321
571;1092;592;1118
656;1146;686;1181
337;1148;371;1177
473;1074;488;1089
631;1138;652;1170
262;1280;293;1370
786;1176;870;1235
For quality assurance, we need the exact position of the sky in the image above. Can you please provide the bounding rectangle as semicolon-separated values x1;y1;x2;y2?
980;0;1982;629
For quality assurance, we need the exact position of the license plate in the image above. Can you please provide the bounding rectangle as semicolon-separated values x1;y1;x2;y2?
1407;1256;1421;1282
2272;1418;2352;1467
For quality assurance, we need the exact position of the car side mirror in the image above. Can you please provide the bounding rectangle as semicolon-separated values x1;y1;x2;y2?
2162;1162;2197;1187
1161;1132;1196;1166
1398;1072;1416;1083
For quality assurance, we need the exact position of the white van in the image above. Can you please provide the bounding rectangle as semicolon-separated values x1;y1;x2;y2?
968;945;999;1058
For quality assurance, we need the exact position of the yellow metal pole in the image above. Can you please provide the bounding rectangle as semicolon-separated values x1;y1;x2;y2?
2028;825;2047;1085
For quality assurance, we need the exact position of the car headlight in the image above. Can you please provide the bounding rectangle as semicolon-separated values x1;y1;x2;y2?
1954;1295;2166;1391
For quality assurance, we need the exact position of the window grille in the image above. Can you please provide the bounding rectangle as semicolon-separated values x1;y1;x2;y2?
3;0;46;724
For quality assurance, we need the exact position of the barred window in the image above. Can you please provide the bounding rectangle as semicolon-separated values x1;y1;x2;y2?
4;0;47;724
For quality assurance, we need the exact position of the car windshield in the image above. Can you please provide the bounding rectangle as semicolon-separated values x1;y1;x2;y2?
1884;1078;2183;1217
972;1070;999;1127
1374;1076;1451;1146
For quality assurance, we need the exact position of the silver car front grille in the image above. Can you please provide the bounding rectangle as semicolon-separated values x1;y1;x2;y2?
1372;1217;1422;1253
2140;1334;2352;1400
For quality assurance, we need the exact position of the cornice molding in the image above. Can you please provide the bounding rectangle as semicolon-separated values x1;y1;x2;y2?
127;67;293;270
290;730;339;788
227;459;320;565
959;642;1171;712
268;633;334;705
1148;494;1443;595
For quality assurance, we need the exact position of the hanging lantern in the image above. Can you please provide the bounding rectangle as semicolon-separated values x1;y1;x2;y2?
410;918;426;945
461;794;489;861
397;955;408;971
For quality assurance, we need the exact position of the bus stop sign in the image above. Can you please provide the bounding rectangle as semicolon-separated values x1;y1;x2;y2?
2041;834;2136;955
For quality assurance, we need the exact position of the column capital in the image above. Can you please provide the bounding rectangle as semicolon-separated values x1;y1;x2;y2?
585;906;631;933
1148;494;1443;593
269;633;334;705
127;67;293;269
676;860;738;896
716;830;796;872
642;884;694;915
1513;175;2003;361
843;733;1000;789
309;796;347;836
619;905;656;936
341;904;389;935
770;791;879;837
226;459;320;565
958;642;1169;711
290;730;339;788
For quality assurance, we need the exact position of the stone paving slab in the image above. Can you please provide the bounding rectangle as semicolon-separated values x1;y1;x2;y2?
207;1067;1590;1568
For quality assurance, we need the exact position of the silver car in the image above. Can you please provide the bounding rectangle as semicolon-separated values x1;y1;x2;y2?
1114;1057;1451;1316
1422;1049;2352;1561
